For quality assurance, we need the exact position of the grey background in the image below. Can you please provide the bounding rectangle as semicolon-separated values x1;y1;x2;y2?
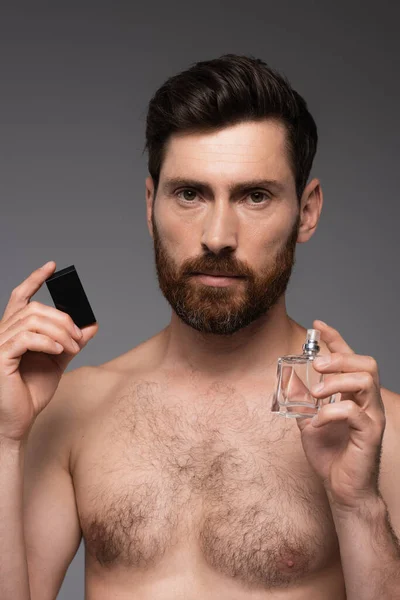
0;1;399;597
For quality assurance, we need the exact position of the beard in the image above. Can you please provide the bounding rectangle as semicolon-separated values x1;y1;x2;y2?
152;211;300;336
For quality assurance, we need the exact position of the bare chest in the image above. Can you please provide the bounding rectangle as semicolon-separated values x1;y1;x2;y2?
72;379;340;590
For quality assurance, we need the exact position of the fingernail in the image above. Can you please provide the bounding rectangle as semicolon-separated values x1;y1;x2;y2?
313;382;325;394
41;261;53;269
74;325;83;338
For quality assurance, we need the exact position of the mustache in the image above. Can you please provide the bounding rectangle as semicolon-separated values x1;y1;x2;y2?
181;254;253;278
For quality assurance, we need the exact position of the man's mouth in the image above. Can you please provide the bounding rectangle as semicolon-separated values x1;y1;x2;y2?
189;271;246;287
191;271;244;278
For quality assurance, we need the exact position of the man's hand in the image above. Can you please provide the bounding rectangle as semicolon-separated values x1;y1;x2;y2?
296;319;386;515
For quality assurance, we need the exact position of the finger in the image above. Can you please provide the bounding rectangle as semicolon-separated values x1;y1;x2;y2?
1;314;82;355
313;352;380;385
313;320;355;355
311;400;384;445
0;331;73;372
24;303;98;346
2;261;56;322
79;321;99;346
2;301;82;343
311;372;380;411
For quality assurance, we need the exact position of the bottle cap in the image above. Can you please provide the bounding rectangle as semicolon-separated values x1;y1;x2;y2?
306;329;321;343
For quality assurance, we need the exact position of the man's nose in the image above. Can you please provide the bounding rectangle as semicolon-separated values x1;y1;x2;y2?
201;201;238;254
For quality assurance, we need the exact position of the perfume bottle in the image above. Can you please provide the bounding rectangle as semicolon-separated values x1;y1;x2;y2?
271;329;336;418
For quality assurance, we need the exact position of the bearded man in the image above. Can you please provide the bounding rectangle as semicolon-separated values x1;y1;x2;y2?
1;54;399;600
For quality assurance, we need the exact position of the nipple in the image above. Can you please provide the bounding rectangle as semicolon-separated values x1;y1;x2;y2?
277;554;298;572
287;560;294;567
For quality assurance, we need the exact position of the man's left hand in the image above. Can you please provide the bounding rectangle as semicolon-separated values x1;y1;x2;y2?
296;319;386;514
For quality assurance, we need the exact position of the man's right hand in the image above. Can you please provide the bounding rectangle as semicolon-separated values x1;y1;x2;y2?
0;261;99;444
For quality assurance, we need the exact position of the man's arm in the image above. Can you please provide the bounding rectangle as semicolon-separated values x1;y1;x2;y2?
331;494;400;600
22;368;86;599
0;436;31;599
330;388;400;600
0;367;85;600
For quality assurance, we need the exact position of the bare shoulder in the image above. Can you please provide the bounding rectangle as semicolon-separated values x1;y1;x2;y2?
379;386;400;473
53;331;167;466
379;386;400;478
23;364;110;479
60;327;167;406
380;386;400;420
379;386;399;456
376;386;400;536
28;365;113;473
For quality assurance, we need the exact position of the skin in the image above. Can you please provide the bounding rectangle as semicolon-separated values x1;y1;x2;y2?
20;118;399;599
145;119;322;380
78;118;344;598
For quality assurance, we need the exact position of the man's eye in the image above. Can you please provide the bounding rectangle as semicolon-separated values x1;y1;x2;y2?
247;191;270;204
175;189;269;204
177;189;198;202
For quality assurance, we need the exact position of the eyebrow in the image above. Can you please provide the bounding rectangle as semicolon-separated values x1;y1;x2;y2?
161;177;286;196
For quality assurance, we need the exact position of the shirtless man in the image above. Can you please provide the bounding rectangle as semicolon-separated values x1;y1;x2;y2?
1;54;399;600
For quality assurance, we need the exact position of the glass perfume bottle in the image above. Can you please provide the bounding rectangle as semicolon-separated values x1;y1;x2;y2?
271;328;336;418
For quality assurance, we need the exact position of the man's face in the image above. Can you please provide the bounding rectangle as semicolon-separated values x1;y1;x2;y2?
147;120;303;336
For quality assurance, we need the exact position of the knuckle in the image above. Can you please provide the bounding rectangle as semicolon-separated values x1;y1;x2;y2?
10;286;21;300
18;330;31;343
4;330;25;349
366;355;378;373
360;372;374;388
343;400;357;414
28;300;40;312
63;313;75;330
26;313;41;328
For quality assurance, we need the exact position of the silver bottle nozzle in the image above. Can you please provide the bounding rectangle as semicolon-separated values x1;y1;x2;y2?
302;328;321;355
306;329;320;343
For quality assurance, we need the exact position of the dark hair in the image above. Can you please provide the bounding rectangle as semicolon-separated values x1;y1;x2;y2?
144;54;318;201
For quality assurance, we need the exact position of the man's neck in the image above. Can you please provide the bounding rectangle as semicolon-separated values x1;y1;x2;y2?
158;298;303;381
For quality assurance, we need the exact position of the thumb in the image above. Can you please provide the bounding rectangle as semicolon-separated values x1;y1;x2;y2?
79;322;99;347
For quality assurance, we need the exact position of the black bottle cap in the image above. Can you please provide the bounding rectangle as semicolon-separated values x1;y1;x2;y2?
45;265;97;329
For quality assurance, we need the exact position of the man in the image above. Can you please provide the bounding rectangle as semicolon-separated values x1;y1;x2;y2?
1;54;399;599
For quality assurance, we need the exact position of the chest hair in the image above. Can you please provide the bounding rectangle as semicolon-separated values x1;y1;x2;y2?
78;379;339;589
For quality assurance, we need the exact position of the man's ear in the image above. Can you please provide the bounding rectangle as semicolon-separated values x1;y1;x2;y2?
296;178;324;244
145;176;155;239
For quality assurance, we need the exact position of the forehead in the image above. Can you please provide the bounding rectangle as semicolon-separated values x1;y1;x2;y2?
159;119;293;186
